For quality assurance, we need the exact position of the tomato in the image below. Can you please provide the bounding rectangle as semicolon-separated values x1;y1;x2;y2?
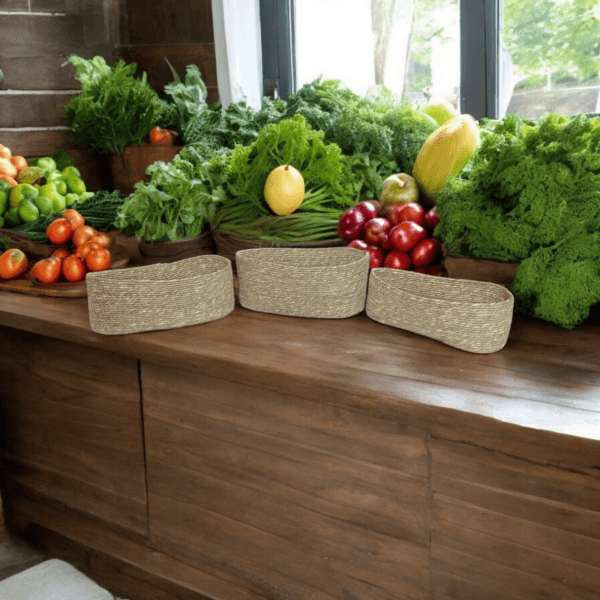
411;238;441;268
86;248;111;272
0;248;28;280
62;255;87;283
72;225;97;248
75;240;104;260
32;257;62;284
47;218;74;245
149;126;174;145
62;208;85;231
89;231;113;249
50;246;71;261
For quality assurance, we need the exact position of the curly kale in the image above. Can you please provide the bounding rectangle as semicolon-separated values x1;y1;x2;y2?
436;112;600;328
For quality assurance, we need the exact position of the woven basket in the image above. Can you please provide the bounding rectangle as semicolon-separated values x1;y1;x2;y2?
236;247;370;319
211;227;345;267
87;255;234;335
366;268;514;354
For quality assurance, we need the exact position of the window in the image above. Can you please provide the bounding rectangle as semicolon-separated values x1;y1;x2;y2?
260;0;600;120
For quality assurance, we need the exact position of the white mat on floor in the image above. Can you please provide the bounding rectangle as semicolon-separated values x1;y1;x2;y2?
0;559;114;600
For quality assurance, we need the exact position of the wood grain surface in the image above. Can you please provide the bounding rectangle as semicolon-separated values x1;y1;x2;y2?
0;327;148;534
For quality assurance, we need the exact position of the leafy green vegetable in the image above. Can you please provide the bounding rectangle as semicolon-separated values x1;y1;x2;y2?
116;145;229;242
435;112;600;328
51;150;74;171
63;55;167;154
213;114;356;244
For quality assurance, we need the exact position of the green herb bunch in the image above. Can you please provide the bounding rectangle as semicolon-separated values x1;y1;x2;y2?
435;112;600;329
116;144;230;242
63;55;167;155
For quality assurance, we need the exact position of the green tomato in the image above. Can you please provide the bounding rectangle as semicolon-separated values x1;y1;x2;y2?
64;193;79;207
65;174;86;195
17;199;40;223
9;183;38;208
37;157;57;173
0;189;8;214
61;166;82;179
34;194;54;216
4;207;22;226
78;191;95;203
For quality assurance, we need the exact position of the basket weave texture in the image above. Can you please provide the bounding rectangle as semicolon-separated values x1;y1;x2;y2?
211;228;345;266
87;255;234;335
366;269;514;354
236;247;370;319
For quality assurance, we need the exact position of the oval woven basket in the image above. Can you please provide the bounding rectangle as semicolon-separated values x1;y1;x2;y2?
211;227;346;267
86;254;234;335
236;247;370;319
138;230;215;264
365;268;514;354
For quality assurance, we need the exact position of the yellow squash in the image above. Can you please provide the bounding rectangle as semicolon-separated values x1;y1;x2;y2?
412;114;480;204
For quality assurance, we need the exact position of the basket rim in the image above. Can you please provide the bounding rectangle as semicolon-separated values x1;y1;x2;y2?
369;267;514;306
87;254;231;285
235;246;368;270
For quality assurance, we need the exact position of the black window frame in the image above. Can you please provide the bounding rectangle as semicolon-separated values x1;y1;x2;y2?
259;0;501;120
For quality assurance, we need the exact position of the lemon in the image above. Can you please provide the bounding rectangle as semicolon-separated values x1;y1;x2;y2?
9;183;38;208
34;194;53;216
17;199;40;223
264;165;305;216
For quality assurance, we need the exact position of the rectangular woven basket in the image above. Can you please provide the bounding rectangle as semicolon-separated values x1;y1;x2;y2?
87;255;235;335
366;268;515;353
236;247;370;319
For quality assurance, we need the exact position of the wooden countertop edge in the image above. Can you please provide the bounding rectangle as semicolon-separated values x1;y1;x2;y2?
0;292;599;471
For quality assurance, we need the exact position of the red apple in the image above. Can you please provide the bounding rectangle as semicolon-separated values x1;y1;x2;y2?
389;202;425;227
347;239;369;251
363;217;392;250
411;238;441;268
415;263;443;276
389;221;427;252
366;245;384;269
383;250;411;270
423;206;440;230
354;200;379;222
338;207;367;241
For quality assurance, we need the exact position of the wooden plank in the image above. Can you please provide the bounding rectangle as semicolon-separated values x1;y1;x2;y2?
6;490;270;600
0;92;77;128
433;494;600;569
433;518;600;595
432;569;529;600
0;327;148;534
2;14;84;57
30;0;66;11
432;543;600;600
432;437;600;514
0;128;80;156
124;0;214;45
143;362;430;479
0;56;81;91
142;362;430;599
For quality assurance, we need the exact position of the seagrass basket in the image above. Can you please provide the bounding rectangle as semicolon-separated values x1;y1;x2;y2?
87;255;234;335
366;268;514;353
236;247;370;319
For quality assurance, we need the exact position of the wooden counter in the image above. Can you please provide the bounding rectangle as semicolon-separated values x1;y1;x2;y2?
0;289;599;600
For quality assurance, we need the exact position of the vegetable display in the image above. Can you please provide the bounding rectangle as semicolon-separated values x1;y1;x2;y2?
435;112;600;329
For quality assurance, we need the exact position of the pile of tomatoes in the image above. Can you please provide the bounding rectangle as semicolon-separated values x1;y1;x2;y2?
338;200;442;274
0;208;112;284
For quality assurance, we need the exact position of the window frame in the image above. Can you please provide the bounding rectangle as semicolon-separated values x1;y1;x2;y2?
260;0;502;120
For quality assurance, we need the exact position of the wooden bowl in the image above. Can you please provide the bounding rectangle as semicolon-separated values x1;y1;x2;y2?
137;230;215;264
442;244;519;287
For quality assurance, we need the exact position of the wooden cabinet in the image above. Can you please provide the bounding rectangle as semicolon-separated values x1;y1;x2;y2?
142;361;431;599
431;438;600;600
0;327;148;535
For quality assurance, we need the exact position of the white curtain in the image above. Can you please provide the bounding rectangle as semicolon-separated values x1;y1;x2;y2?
211;0;263;111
